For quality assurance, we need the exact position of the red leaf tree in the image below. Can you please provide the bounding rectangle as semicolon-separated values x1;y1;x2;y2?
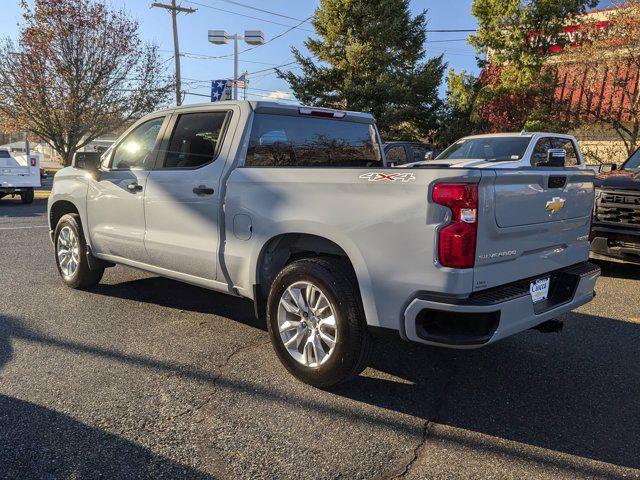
0;0;172;165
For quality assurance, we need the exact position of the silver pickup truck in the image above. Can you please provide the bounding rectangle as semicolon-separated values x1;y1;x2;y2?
48;101;600;387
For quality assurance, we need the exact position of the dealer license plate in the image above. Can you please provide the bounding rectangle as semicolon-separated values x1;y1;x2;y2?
530;277;550;304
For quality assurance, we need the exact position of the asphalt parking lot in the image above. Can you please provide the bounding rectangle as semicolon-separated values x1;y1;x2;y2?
1;197;639;479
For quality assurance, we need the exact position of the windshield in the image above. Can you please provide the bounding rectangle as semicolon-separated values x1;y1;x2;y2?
622;148;640;170
437;137;532;162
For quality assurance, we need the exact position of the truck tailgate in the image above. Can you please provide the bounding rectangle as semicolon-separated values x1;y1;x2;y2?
474;168;595;291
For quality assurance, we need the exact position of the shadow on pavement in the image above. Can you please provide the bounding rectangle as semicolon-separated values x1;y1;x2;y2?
0;318;216;479
90;276;266;332
595;259;640;280
0;197;48;219
1;306;638;476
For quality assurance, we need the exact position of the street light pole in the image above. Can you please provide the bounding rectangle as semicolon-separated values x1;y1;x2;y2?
208;30;264;101
152;1;196;106
233;33;239;100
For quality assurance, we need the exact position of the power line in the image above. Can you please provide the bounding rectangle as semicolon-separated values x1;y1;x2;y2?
183;0;314;32
426;38;470;43
216;0;306;22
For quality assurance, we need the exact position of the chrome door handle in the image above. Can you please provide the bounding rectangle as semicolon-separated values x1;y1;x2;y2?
193;186;214;195
127;183;143;192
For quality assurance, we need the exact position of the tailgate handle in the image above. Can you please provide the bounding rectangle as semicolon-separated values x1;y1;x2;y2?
548;176;567;189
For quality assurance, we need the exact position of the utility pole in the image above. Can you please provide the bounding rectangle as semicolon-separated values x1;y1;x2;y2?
152;1;196;106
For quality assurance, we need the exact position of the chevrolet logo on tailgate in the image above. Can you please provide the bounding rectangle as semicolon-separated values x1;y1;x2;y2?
546;197;566;214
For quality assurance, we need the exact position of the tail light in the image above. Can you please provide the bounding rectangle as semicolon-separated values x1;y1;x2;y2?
433;183;478;269
30;157;36;167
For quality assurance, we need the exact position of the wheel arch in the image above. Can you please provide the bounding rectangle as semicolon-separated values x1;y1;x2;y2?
252;232;378;326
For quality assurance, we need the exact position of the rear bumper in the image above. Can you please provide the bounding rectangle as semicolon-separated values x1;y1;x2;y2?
590;224;640;265
403;262;600;349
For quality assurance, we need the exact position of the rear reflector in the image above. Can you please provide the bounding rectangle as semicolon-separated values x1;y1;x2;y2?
433;183;478;269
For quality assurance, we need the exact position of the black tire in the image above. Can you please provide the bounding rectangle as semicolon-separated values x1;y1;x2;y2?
54;213;104;289
267;257;371;388
20;188;34;204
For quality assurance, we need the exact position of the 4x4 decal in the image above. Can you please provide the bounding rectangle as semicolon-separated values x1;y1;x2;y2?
359;172;416;183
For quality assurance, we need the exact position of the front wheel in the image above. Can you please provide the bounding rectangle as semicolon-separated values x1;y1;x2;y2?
267;258;371;388
54;213;104;289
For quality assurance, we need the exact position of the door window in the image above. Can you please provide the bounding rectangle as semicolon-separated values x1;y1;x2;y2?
531;138;553;166
110;117;164;170
162;112;228;169
386;146;408;165
549;138;579;166
410;145;427;162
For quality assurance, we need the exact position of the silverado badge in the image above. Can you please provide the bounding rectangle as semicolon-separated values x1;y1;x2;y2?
545;197;566;214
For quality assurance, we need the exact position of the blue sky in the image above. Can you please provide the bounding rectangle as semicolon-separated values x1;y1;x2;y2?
0;0;615;104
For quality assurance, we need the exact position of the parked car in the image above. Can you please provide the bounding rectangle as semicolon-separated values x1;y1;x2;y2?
401;132;587;169
383;141;436;166
48;101;599;387
0;148;40;203
590;147;640;265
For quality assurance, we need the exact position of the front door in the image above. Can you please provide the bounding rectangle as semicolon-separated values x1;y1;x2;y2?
143;109;232;280
86;115;167;262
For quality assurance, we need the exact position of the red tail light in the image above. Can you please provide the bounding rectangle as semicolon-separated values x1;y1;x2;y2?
433;183;478;269
30;157;36;167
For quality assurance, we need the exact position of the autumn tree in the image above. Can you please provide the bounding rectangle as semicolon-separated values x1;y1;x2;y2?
558;0;640;159
278;0;446;140
469;0;598;132
0;0;172;166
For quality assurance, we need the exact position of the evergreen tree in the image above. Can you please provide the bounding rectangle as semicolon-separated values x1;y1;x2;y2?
278;0;445;140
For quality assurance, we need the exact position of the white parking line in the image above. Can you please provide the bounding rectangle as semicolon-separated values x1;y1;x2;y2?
0;225;49;231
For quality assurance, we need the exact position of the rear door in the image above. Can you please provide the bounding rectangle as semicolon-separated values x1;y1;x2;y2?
474;168;595;291
143;108;233;280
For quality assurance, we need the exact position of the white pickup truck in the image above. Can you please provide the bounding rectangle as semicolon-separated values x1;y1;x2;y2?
402;132;587;169
0;149;40;203
48;102;599;387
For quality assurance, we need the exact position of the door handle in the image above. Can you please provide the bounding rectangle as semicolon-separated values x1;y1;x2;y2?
127;183;143;192
193;186;215;195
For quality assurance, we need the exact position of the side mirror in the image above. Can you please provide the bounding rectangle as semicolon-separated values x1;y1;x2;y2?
546;148;566;167
424;151;434;160
72;151;102;172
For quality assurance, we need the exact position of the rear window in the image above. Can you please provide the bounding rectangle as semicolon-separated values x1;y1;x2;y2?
438;137;531;162
0;150;10;158
245;113;382;167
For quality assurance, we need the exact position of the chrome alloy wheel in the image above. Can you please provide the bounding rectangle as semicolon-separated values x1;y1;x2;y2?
277;281;338;368
57;226;80;277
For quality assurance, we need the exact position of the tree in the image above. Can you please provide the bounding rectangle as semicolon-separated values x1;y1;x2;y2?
469;0;598;132
278;0;446;140
0;0;171;166
558;0;640;158
436;69;480;148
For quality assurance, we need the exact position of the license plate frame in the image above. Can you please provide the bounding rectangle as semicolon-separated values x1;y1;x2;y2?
530;277;550;304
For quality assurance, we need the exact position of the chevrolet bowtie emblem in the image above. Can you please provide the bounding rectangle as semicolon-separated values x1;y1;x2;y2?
546;197;566;214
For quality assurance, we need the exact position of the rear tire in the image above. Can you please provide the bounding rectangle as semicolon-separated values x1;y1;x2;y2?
267;257;371;388
54;213;104;289
20;188;34;204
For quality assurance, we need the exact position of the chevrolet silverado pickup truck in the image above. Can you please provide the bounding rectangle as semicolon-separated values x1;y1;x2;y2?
48;101;600;387
591;148;640;265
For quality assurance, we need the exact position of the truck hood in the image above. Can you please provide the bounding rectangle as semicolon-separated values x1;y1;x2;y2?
594;169;640;190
